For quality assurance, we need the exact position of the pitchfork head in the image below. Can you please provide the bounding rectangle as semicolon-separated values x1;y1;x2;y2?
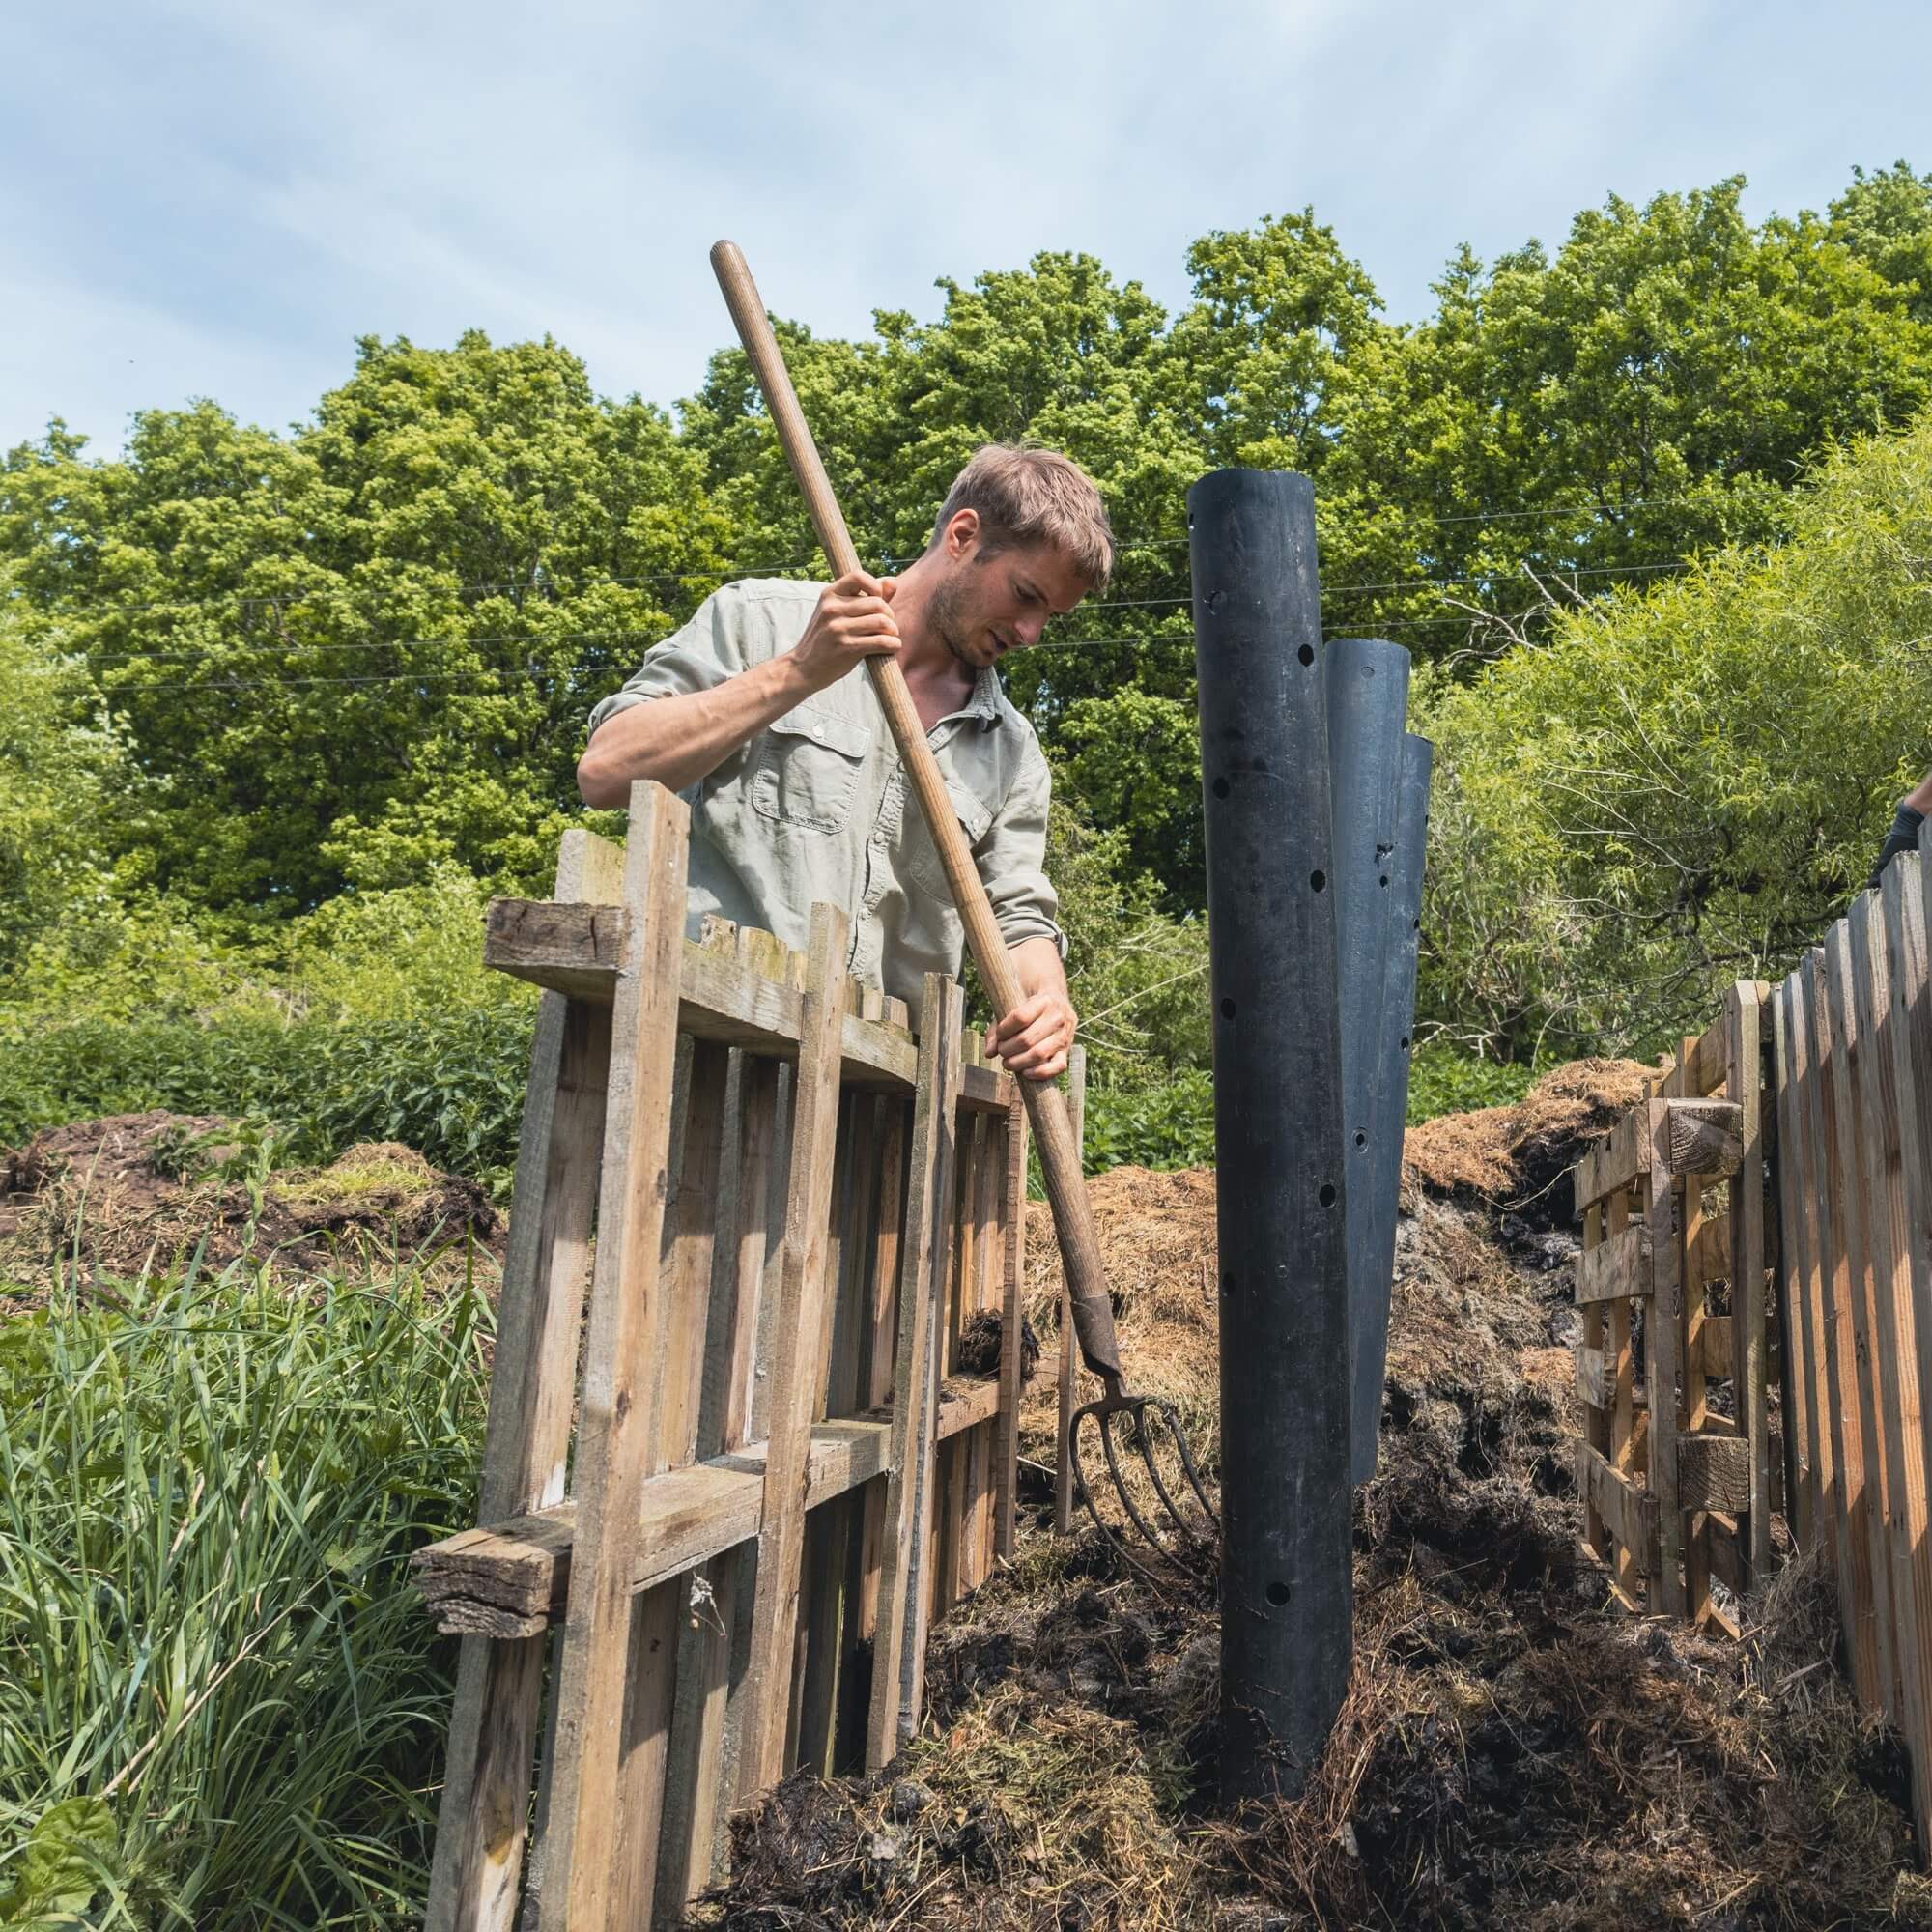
1069;1375;1219;1584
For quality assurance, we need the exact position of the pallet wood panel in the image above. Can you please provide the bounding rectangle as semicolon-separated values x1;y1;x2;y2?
423;784;1037;1929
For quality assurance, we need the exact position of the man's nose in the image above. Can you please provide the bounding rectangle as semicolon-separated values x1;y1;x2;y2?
1015;611;1046;646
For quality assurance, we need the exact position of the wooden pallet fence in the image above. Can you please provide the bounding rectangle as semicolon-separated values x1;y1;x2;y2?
1570;985;1768;1629
1771;842;1932;1848
417;781;1033;1932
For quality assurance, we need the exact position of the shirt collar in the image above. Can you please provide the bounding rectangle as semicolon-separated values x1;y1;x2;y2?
964;666;1005;729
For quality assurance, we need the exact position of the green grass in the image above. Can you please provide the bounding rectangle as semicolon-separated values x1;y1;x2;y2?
0;1241;490;1928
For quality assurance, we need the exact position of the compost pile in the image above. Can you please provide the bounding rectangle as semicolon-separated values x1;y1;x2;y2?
0;1111;501;1301
693;1062;1930;1931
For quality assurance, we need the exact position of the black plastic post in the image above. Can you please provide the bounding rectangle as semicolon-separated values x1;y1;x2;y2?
1190;469;1352;1804
1323;638;1412;1484
1352;730;1433;1481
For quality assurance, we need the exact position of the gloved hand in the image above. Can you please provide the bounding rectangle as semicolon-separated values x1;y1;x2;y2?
1868;804;1926;889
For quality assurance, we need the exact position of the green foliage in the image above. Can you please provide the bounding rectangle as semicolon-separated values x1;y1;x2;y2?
0;1253;489;1927
1080;1071;1216;1176
1421;411;1932;1058
1405;1042;1540;1124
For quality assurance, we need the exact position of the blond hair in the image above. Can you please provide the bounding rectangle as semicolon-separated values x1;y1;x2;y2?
931;444;1114;591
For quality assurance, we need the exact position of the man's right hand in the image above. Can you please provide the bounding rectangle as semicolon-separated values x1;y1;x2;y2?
790;571;900;691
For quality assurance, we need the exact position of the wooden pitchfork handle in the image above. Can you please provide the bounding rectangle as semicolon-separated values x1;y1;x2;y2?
711;238;1124;1385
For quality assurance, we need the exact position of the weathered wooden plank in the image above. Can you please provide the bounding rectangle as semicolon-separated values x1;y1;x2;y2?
1804;948;1888;1712
1577;1342;1609;1412
1577;1442;1658;1573
1773;974;1822;1551
1646;1101;1690;1618
426;830;625;1932
1578;1200;1609;1560
484;895;630;1000
1689;1216;1733;1288
1606;1184;1641;1604
1823;925;1903;1720
538;783;691;1929
1885;846;1932;1844
867;976;965;1770
1677;1040;1715;1625
1572;1103;1657;1212
739;905;853;1795
1677;1433;1752;1513
1575;1220;1654;1305
1696;1315;1733;1380
1850;883;1932;1838
1686;1017;1729;1099
1056;1047;1088;1538
1660;1098;1746;1179
1727;980;1773;1580
996;1096;1029;1563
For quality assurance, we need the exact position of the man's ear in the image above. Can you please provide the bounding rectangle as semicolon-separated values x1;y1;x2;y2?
944;507;980;558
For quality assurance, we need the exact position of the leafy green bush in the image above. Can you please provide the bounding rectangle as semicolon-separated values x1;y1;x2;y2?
0;1251;489;1927
1079;1070;1216;1174
1405;1041;1539;1124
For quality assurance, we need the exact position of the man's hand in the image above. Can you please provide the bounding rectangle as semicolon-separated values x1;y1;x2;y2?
985;988;1077;1080
791;570;899;691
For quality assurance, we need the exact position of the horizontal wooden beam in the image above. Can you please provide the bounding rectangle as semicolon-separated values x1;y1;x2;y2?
1676;1432;1750;1513
1660;1098;1745;1179
1577;1442;1657;1573
1576;1221;1653;1305
1572;1103;1656;1212
413;1376;1004;1637
484;897;1014;1110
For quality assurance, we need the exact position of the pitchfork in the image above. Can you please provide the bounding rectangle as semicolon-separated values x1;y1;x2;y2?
711;242;1219;1580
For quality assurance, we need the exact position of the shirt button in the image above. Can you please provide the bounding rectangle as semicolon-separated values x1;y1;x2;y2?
811;724;825;740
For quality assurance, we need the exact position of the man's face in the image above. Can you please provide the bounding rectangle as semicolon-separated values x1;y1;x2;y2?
927;515;1092;671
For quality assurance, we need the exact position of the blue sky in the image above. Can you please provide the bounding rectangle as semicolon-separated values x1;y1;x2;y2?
5;0;1929;458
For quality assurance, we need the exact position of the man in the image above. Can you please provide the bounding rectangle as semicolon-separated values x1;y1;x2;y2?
578;443;1112;1083
1868;771;1932;888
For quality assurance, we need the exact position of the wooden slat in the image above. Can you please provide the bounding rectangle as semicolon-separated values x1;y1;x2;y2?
1850;883;1932;1838
1696;1315;1733;1379
1575;1220;1653;1304
426;830;625;1932
1677;1039;1714;1625
739;904;852;1795
1577;1342;1608;1411
1804;948;1888;1711
484;895;630;999
1572;1102;1656;1211
1689;1216;1733;1287
416;1384;1005;1636
1823;927;1903;1719
1885;848;1932;1842
1577;1442;1658;1573
1055;1048;1088;1537
1773;974;1822;1550
1727;980;1773;1581
1606;1185;1641;1603
539;784;692;1929
1660;1098;1746;1179
867;976;964;1770
1578;1200;1609;1559
996;1095;1029;1563
1646;1101;1689;1618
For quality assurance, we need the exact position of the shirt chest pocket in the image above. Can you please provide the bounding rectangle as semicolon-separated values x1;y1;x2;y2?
902;777;994;899
751;707;871;833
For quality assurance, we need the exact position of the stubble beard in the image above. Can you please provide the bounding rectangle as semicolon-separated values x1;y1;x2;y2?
924;576;986;670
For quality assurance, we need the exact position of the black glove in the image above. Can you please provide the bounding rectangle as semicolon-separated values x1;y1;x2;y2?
1868;804;1926;889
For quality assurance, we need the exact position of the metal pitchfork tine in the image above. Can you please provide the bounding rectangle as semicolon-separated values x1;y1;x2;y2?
710;239;1219;1579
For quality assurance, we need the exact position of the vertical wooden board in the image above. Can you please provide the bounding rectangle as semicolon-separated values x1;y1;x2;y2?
723;1056;782;1454
427;828;624;1932
1606;1185;1641;1605
1726;980;1772;1581
1646;1103;1690;1618
538;785;692;1930
655;1041;731;1472
1850;888;1932;1841
739;904;853;1796
1822;928;1902;1719
653;1546;742;1910
950;1111;983;1375
996;1098;1029;1563
1679;1046;1713;1626
867;976;965;1771
611;1580;681;1927
1579;1200;1607;1559
1055;1046;1089;1538
1774;973;1826;1554
1804;949;1886;1711
1887;851;1932;1834
855;1098;911;1643
960;1117;1003;1592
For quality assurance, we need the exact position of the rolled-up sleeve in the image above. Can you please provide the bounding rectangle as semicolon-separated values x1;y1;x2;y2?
979;741;1067;959
584;585;754;742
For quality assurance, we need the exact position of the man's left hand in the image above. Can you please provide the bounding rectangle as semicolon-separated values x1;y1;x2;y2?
985;990;1077;1081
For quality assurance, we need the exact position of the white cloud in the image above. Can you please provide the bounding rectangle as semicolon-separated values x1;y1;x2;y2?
4;0;1927;454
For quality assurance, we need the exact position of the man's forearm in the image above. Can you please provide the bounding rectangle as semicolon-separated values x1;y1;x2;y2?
1009;934;1069;1009
577;653;816;806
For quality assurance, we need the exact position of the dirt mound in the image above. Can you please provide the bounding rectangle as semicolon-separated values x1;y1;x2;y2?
1402;1056;1654;1223
696;1078;1926;1929
0;1114;501;1294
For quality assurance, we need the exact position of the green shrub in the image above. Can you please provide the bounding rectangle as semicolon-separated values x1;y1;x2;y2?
0;1249;489;1928
1079;1070;1216;1174
1405;1042;1539;1124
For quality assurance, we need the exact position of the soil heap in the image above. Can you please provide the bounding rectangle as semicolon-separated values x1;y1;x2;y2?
695;1061;1928;1931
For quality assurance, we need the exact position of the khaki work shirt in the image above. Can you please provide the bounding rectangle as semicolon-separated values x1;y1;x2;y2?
585;579;1066;1009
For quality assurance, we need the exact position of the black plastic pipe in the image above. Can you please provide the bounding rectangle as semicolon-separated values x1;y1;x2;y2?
1351;731;1433;1481
1190;469;1352;1804
1323;638;1412;1485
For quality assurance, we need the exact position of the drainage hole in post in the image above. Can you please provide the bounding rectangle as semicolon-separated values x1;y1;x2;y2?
1297;644;1315;666
1220;998;1236;1019
1319;1182;1337;1208
1212;777;1230;799
1354;1129;1367;1149
1266;1580;1292;1607
1310;869;1326;892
